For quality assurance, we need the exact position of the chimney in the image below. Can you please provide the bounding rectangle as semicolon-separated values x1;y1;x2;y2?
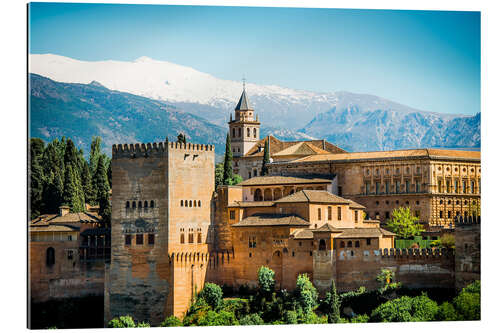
59;206;70;216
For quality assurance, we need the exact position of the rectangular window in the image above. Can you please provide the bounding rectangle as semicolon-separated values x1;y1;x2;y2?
148;234;155;245
375;182;380;194
471;180;475;193
365;182;370;195
415;210;420;218
318;208;322;220
337;207;342;220
396;181;400;194
385;211;390;219
439;211;443;218
136;234;143;245
68;235;73;241
415;180;420;193
229;210;235;220
125;234;131;246
462;180;467;193
385;181;390;194
197;232;202;243
249;236;256;248
354;210;358;223
455;179;459;193
446;180;450;193
188;232;194;243
367;238;371;246
438;180;442;193
405;180;410;193
448;211;451;218
327;206;332;220
253;169;257;177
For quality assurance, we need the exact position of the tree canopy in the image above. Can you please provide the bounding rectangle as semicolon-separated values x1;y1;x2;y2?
386;207;425;239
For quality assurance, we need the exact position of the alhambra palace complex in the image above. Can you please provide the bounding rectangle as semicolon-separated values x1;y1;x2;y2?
29;88;481;326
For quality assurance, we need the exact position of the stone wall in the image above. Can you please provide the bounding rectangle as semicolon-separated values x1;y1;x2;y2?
455;220;480;290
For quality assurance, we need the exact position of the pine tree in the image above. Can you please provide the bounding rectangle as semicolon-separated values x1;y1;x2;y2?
326;279;341;323
261;138;270;176
95;155;111;225
222;133;233;185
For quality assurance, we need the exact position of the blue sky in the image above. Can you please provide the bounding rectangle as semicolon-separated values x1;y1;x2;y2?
29;3;480;115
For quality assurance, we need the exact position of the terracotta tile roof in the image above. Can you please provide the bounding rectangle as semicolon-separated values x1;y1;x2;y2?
231;213;310;227
346;199;366;209
239;175;332;186
275;190;352;204
30;224;80;232
228;201;276;208
291;229;314;239
334;227;396;238
273;142;331;156
287;148;480;164
243;135;346;158
30;212;101;225
315;223;342;232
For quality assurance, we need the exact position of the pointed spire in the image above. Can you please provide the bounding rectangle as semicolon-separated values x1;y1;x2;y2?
235;78;252;111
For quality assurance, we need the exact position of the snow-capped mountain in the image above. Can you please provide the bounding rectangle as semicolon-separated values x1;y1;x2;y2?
29;54;480;151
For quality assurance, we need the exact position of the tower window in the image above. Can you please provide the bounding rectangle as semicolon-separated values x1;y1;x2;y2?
132;201;136;209
144;201;148;208
180;200;183;207
247;128;250;137
150;200;155;208
198;200;201;207
126;201;130;209
253;128;257;138
138;201;142;209
136;234;143;245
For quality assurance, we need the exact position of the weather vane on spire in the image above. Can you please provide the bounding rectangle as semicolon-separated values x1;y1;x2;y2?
242;76;246;91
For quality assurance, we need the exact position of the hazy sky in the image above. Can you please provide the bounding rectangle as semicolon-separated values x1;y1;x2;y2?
29;3;480;115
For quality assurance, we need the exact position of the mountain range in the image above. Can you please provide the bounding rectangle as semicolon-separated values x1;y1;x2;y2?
29;54;480;154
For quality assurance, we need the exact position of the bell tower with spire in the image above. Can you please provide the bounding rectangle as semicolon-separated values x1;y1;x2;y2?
228;80;260;158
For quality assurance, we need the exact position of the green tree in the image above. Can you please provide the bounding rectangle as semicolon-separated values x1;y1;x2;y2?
284;310;298;324
62;164;85;212
222;133;233;185
81;161;96;206
239;313;264;325
386;207;425;239
232;174;243;185
261;138;270;176
95;155;111;225
435;302;458;321
197;310;238;326
370;294;438;322
177;133;187;144
199;283;223;310
294;273;318;314
215;162;224;188
161;316;182;327
30;139;46;219
325;279;341;323
454;281;480;320
376;269;395;291
258;266;276;295
89;136;103;177
106;157;112;188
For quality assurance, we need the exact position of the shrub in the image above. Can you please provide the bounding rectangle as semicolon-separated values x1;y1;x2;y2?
370;294;438;322
199;283;223;310
454;290;480;320
435;302;458;321
108;315;137;328
239;313;265;325
294;274;318;314
197;310;239;326
161;316;182;327
350;314;369;323
300;312;327;324
284;310;298;324
221;298;250;319
258;266;276;295
136;322;150;327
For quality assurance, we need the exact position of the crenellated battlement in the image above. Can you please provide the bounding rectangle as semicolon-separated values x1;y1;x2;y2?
379;247;454;258
167;250;233;268
112;140;215;159
314;247;454;261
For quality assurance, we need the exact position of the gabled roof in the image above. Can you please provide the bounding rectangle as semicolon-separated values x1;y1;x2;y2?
235;89;252;111
30;212;102;228
239;175;332;186
346;199;366;209
315;223;342;232
291;229;314;239
273;142;331;156
231;213;310;227
243;135;346;158
275;190;352;205
334;227;396;238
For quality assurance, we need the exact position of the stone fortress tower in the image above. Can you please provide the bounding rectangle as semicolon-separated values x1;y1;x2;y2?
105;141;215;325
228;84;261;158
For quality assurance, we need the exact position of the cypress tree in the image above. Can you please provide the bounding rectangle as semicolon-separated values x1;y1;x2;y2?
30;154;45;219
82;161;96;206
106;158;112;188
95;155;111;225
326;279;341;323
62;164;84;212
64;138;79;171
261;138;270;176
89;136;102;177
222;133;233;185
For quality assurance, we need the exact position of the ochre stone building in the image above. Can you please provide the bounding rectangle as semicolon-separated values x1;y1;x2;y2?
103;88;480;325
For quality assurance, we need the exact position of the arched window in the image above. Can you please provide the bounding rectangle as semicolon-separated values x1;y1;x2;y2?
197;229;202;243
247;128;250;137
150;200;154;208
340;241;345;248
138;201;142;209
144;201;148;208
184;200;188;207
188;229;194;243
355;241;360;248
253;128;257;138
132;201;136;209
198;200;201;207
180;200;183;207
254;188;263;201
46;247;55;267
180;233;185;244
126;201;130;209
347;241;352;247
189;200;192;207
319;239;326;251
194;200;197;207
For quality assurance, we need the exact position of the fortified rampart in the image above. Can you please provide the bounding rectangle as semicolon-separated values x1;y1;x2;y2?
455;216;480;290
314;248;455;294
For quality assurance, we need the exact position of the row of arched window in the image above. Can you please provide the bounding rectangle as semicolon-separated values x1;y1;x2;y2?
180;200;202;207
125;200;155;209
180;227;202;244
231;127;257;138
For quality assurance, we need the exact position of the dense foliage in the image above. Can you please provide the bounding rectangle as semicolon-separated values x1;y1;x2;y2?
199;283;224;310
386;207;425;239
29;136;112;222
108;315;150;328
